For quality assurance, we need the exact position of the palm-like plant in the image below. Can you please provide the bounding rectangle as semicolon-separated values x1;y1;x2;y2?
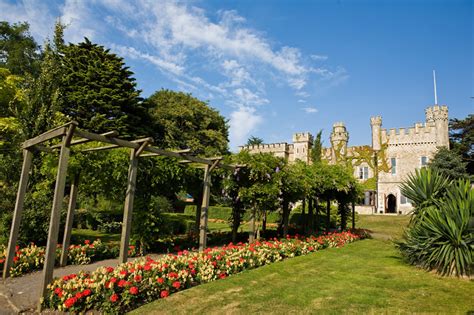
397;179;473;277
400;168;450;221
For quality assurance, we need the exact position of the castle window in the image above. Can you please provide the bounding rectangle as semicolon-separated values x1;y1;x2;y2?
421;156;428;167
359;166;369;180
391;158;397;175
400;194;412;204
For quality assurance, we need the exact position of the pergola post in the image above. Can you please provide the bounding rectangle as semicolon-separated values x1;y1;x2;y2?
119;148;139;263
59;173;80;267
2;149;33;279
199;164;211;251
39;125;75;302
249;207;256;242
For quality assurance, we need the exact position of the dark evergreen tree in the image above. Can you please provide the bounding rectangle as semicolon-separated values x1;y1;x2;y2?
428;147;470;180
311;130;323;163
61;38;148;137
449;114;473;175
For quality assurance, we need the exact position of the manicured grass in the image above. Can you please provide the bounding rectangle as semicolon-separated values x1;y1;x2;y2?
71;228;120;244
130;215;473;314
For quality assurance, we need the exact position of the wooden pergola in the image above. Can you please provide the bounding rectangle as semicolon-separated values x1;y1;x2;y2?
2;121;238;303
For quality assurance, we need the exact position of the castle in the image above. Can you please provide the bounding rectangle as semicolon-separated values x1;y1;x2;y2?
239;105;449;214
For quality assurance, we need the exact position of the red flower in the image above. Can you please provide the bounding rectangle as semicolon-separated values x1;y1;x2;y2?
54;287;62;296
172;281;180;289
62;275;70;281
64;297;77;308
129;286;139;295
75;292;83;299
13;256;19;262
110;293;119;302
157;277;164;284
82;289;91;296
168;272;178;279
219;273;227;279
134;275;142;282
110;277;117;283
144;265;151;271
84;240;90;245
106;267;114;273
160;290;170;298
0;259;4;264
15;245;19;251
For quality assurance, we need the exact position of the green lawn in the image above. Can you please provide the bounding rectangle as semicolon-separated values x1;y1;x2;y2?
71;228;120;244
130;215;473;314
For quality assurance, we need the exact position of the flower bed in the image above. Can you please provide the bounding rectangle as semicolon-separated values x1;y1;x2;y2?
42;231;367;313
0;240;138;277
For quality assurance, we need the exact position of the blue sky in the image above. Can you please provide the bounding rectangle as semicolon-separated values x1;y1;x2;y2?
1;0;472;150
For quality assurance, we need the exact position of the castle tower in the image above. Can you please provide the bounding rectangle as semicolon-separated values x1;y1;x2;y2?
330;122;349;162
370;116;382;151
429;105;449;148
292;132;313;163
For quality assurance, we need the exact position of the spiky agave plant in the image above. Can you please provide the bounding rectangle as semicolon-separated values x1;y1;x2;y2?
400;168;450;222
397;179;473;277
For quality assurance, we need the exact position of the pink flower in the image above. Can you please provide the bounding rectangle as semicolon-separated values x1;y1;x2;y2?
172;281;180;289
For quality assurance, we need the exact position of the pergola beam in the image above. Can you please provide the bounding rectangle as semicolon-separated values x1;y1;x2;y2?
22;127;67;149
50;131;119;148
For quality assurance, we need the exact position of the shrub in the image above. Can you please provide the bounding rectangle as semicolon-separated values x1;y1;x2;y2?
397;179;473;277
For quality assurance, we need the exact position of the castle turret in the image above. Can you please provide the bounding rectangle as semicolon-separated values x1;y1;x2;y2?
370;116;382;151
330;122;349;162
427;105;449;147
292;132;313;163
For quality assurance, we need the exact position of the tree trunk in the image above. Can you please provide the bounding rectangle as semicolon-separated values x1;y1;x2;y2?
302;198;306;231
315;197;320;234
262;210;267;236
231;204;241;243
194;190;203;233
282;200;290;237
326;198;331;233
351;201;356;230
307;197;314;234
249;206;256;242
340;202;347;231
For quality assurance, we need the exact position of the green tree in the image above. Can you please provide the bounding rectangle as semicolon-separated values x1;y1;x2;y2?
429;147;470;180
0;21;40;76
61;38;148;137
246;136;264;146
450;114;473;175
147;90;229;156
310;130;323;163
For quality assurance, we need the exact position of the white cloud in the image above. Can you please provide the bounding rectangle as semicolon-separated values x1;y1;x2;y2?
60;0;97;42
230;106;263;149
302;107;318;113
232;88;269;107
0;0;54;42
297;99;307;103
311;54;328;61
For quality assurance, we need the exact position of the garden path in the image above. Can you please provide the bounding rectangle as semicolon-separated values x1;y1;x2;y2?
0;254;162;314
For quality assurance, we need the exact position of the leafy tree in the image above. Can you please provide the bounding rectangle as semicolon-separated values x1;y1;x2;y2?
450;114;473;175
147;90;229;156
246;136;264;146
429;147;470;180
0;21;40;76
61;38;148;137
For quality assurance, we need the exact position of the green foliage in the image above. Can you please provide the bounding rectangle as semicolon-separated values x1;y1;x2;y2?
61;38;148;137
0;21;40;76
147;89;229;156
449;114;474;174
397;179;473;277
310;130;322;163
429;147;470;180
400;168;450;220
246;136;264;146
